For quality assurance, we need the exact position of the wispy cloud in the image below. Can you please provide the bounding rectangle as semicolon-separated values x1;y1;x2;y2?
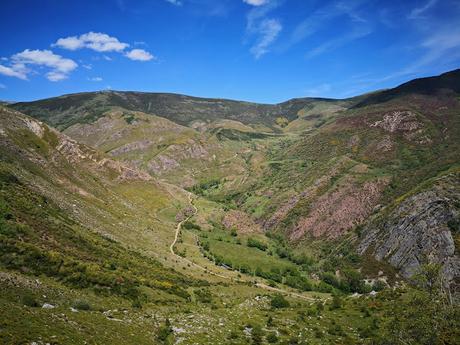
250;19;282;58
0;49;77;81
287;0;367;48
335;20;460;97
88;76;103;82
245;0;283;58
408;0;438;19
305;26;372;59
0;83;6;89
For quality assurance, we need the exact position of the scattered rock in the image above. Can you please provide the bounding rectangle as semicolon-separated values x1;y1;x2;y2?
42;303;55;309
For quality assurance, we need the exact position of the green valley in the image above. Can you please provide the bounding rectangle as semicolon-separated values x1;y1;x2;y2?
1;69;459;345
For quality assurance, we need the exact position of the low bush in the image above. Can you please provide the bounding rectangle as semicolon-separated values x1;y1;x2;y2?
270;293;290;309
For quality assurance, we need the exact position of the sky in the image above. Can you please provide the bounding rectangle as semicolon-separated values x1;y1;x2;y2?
0;0;459;103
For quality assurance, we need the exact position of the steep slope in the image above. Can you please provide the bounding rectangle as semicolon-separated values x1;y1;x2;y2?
227;69;460;285
0;106;196;264
359;171;460;288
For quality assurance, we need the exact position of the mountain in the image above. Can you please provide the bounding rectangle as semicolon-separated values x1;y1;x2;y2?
11;91;352;131
1;69;460;344
354;68;460;107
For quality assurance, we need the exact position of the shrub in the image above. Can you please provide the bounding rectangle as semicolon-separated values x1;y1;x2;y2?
266;332;278;343
316;281;333;293
328;324;345;336
131;299;142;309
251;325;264;345
73;299;91;310
157;318;173;343
372;280;387;292
315;301;324;312
228;330;239;340
21;294;39;307
270;293;290;309
321;272;340;288
247;238;268;251
195;288;212;304
330;295;342;310
183;221;201;231
285;275;313;291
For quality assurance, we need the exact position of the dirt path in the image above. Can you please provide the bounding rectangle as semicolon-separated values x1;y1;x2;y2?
169;192;197;256
169;194;317;301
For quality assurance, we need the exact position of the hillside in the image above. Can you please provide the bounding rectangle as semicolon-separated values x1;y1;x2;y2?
11;91;351;131
354;69;460;107
1;69;460;344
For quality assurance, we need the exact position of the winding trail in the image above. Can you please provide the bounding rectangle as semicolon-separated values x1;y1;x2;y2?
169;193;318;301
169;192;197;256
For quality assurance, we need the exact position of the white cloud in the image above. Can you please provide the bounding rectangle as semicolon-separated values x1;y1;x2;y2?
0;64;27;80
12;49;78;81
243;0;268;6
250;19;282;58
82;64;92;69
53;36;84;50
0;49;77;81
89;76;103;82
54;32;129;52
53;32;155;63
125;49;155;61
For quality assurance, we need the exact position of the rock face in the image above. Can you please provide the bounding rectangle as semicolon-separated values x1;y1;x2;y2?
291;177;389;240
359;173;460;288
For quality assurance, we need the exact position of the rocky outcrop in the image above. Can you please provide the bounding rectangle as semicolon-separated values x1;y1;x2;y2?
290;176;389;240
370;110;421;133
369;110;432;144
358;173;460;287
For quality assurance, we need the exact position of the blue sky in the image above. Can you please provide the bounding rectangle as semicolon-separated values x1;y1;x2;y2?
0;0;459;103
